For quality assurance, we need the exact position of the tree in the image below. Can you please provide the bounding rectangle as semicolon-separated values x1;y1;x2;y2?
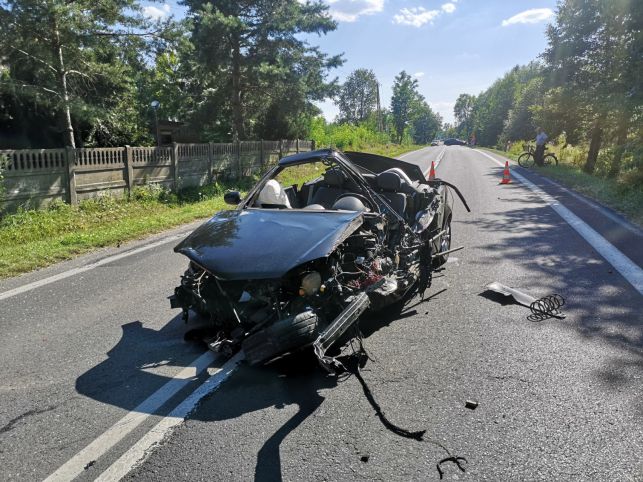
453;93;476;139
411;103;442;144
337;69;379;124
470;67;520;146
544;0;641;174
184;0;341;141
502;77;545;141
0;0;163;147
390;71;422;144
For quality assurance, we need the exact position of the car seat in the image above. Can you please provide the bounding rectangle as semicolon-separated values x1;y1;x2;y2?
310;168;346;208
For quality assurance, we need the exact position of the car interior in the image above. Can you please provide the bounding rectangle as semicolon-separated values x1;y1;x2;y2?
253;162;431;223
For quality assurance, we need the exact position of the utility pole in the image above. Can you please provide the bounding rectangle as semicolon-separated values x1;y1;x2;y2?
151;100;161;147
376;82;383;132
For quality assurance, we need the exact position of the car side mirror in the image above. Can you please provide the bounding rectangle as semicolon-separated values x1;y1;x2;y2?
224;191;241;205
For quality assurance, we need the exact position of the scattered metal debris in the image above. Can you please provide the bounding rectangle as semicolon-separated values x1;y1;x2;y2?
465;400;478;410
528;294;566;321
485;282;566;321
437;456;468;479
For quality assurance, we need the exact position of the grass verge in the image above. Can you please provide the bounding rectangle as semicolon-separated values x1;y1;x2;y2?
358;144;427;158
483;148;643;227
0;180;251;279
0;145;427;279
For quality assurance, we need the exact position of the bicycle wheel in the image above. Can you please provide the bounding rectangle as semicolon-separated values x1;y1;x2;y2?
518;152;535;168
543;153;558;166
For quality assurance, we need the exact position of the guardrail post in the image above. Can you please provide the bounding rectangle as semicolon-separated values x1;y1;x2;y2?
65;146;78;205
278;139;283;159
311;139;316;151
296;139;300;153
124;145;134;197
172;142;179;191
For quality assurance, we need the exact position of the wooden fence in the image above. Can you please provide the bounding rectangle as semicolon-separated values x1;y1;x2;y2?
0;139;314;212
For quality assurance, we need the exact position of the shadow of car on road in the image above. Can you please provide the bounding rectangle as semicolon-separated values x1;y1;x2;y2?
75;299;422;481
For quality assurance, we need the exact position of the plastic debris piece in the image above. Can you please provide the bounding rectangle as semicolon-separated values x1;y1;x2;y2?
465;400;478;410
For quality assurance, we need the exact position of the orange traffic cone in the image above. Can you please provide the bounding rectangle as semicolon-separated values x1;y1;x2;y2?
428;161;436;181
500;161;511;184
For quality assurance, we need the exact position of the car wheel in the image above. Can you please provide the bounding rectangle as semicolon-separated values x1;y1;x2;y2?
242;310;319;365
433;215;452;268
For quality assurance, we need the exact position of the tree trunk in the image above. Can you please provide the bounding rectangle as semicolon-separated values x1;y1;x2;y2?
583;114;605;174
53;21;76;148
231;36;245;142
607;114;629;178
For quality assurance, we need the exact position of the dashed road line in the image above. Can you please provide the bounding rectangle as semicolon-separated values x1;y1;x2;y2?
475;149;643;294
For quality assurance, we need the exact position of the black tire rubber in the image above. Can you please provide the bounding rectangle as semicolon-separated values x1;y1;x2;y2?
518;152;535;168
543;153;558;166
242;310;319;365
433;215;452;268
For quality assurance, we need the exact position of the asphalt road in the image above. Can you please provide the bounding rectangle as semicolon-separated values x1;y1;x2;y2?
0;146;641;481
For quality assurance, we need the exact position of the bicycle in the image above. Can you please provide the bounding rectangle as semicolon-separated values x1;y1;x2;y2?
517;143;558;168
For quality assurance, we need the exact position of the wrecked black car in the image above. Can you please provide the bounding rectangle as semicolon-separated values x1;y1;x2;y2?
170;149;469;369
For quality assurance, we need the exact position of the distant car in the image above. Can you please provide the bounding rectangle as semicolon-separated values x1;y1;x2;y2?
430;140;439;146
443;138;467;146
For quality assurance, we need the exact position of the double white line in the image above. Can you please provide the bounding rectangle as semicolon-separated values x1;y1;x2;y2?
45;352;243;481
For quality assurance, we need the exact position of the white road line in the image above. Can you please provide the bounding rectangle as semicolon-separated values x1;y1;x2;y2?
96;353;243;482
535;175;643;237
0;232;187;302
475;149;643;295
44;350;218;482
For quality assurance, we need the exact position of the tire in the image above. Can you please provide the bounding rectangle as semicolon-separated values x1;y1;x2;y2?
543;153;558;166
518;152;535;168
433;215;452;268
242;310;319;365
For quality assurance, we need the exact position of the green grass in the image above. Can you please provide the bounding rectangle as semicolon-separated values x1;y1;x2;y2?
0;144;428;279
0;180;252;279
483;147;643;227
359;144;426;158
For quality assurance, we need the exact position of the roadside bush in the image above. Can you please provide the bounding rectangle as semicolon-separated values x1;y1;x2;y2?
310;116;392;151
131;183;168;203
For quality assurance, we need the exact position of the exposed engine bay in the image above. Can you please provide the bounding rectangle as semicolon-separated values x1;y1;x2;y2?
170;149;469;370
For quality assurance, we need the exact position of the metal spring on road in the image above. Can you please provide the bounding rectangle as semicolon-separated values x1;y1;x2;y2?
528;294;566;321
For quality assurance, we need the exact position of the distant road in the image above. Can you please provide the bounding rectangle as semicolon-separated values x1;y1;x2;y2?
1;146;641;481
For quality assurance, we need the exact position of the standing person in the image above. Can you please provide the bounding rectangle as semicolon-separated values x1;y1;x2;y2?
535;127;548;166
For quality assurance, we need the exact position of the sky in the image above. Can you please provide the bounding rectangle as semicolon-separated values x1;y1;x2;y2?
142;0;558;124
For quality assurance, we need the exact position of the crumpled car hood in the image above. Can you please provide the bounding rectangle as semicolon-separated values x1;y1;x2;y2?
174;208;364;280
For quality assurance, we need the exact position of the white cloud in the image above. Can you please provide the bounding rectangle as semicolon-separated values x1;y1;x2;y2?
501;8;553;27
326;0;384;22
393;7;441;27
142;3;170;20
393;1;456;28
441;2;456;13
414;72;425;78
